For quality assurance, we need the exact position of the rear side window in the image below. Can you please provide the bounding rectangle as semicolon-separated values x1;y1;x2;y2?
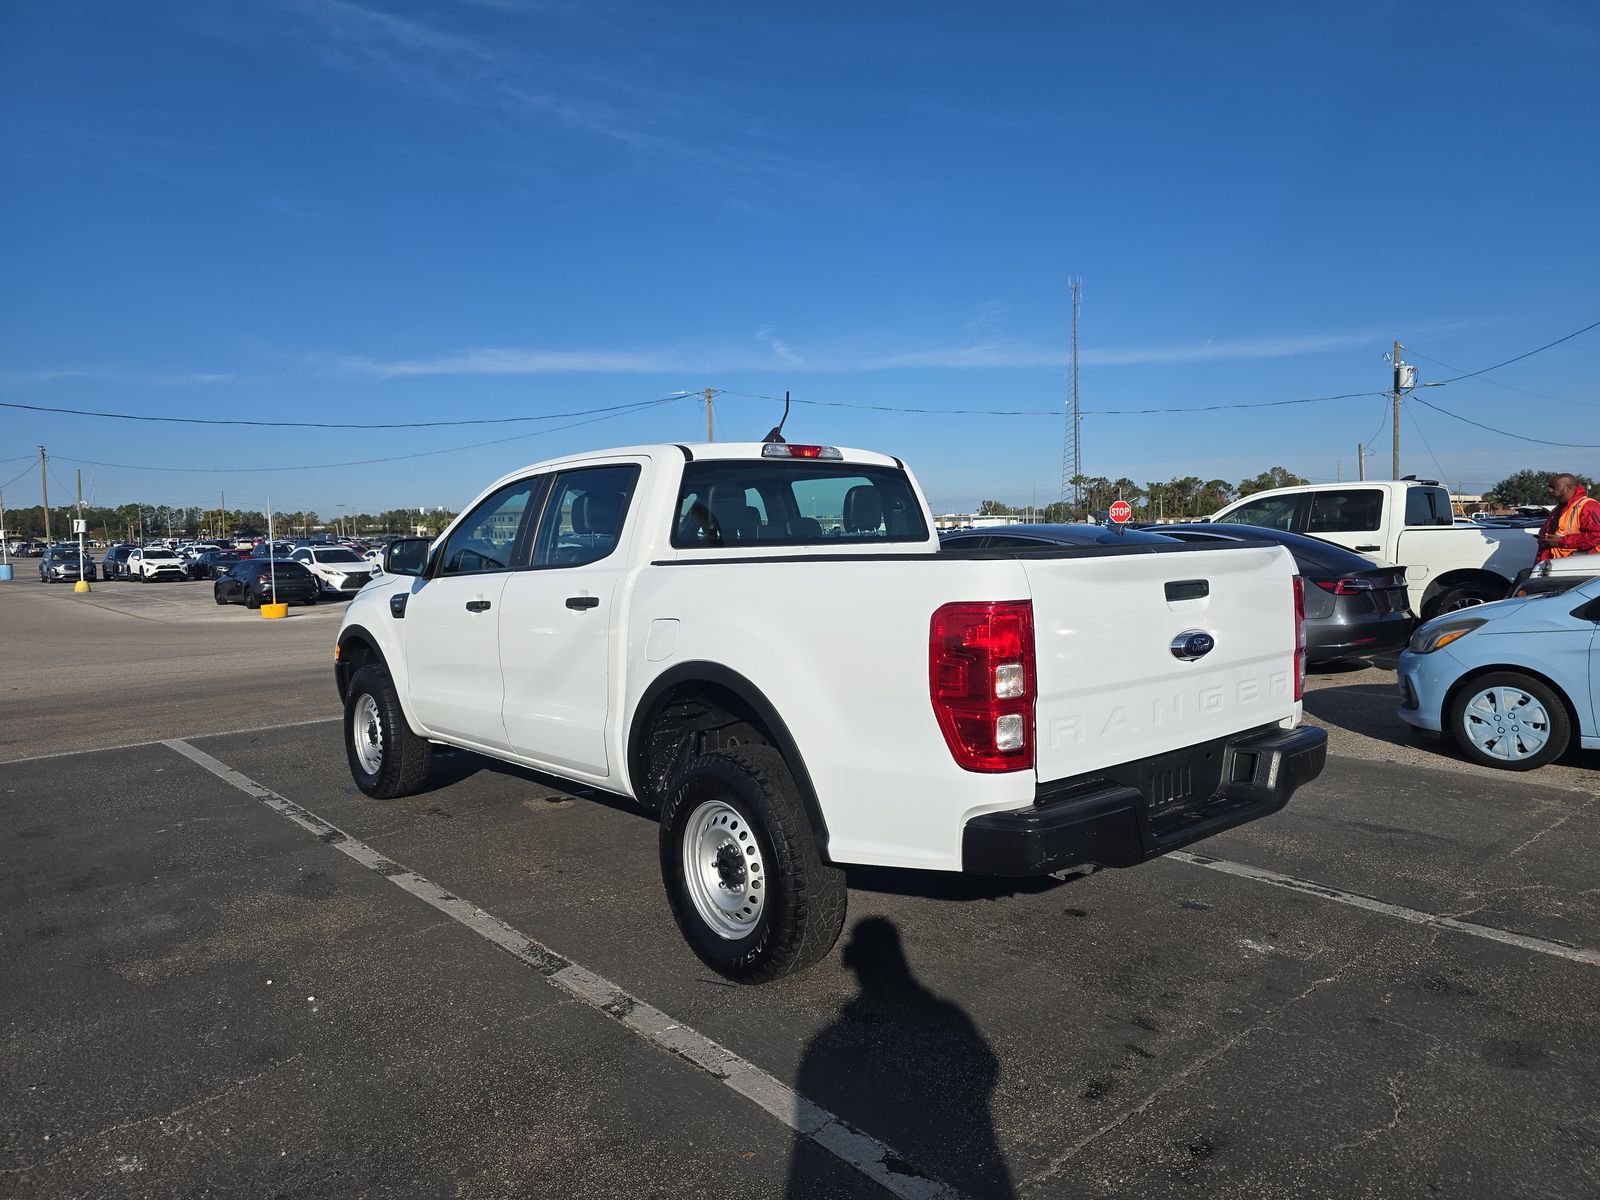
531;464;641;567
1405;486;1453;527
672;461;928;548
1305;489;1383;533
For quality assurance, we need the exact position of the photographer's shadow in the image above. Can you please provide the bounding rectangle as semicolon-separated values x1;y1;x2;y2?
786;917;1015;1198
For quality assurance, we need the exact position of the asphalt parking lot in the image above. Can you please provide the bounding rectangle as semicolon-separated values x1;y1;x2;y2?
5;581;1599;1198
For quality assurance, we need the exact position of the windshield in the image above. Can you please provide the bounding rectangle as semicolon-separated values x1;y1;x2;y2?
145;549;178;559
312;549;364;563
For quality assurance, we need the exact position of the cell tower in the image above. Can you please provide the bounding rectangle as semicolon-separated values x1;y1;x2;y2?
1060;279;1082;511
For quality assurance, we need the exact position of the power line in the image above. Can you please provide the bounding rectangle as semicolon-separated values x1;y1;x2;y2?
1402;401;1457;499
0;392;699;429
1407;393;1600;449
52;395;692;475
1427;318;1600;386
1407;349;1599;410
0;463;36;491
1361;399;1390;452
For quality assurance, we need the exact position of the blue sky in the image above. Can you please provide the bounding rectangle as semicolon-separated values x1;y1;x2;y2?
3;0;1596;516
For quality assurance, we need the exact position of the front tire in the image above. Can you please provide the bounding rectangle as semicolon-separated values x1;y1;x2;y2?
1427;582;1502;619
660;745;846;983
245;588;260;609
344;663;432;799
1448;671;1571;771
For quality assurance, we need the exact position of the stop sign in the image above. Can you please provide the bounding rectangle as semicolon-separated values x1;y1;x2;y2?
1109;499;1133;524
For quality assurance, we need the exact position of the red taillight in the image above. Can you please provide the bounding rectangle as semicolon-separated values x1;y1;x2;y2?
929;600;1035;772
1293;575;1307;701
1314;577;1376;595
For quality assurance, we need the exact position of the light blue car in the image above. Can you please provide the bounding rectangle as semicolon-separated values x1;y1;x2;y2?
1397;576;1600;771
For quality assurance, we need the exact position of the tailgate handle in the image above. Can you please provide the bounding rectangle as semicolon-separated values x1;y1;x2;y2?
1165;579;1209;602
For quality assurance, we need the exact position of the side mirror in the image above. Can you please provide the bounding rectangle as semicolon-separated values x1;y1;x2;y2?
384;538;430;578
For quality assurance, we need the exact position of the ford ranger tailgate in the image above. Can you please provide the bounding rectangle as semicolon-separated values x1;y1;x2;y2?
1021;545;1298;783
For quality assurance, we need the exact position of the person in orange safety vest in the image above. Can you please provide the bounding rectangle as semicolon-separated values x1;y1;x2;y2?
1535;473;1600;562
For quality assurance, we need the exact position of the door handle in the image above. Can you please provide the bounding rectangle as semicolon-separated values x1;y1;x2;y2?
1355;544;1380;552
465;600;492;612
566;595;600;610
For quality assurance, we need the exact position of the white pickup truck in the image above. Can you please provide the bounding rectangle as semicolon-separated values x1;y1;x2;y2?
1209;479;1538;618
335;441;1327;981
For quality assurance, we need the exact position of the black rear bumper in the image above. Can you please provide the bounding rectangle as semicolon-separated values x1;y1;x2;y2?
962;724;1328;875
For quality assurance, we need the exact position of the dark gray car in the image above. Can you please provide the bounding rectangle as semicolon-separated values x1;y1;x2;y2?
38;545;95;583
941;522;1416;663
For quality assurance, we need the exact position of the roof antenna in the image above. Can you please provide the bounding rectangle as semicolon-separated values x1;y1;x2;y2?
763;390;790;444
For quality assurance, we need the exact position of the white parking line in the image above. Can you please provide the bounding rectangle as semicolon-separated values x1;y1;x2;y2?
161;737;960;1200
1169;850;1600;968
3;717;341;765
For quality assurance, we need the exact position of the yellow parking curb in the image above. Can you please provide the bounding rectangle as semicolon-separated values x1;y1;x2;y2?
260;602;289;619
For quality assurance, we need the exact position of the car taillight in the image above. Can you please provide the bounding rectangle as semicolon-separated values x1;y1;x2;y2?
1314;577;1376;594
257;573;272;583
929;600;1035;772
1293;575;1307;702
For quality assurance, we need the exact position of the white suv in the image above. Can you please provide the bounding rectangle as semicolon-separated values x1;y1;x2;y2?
127;546;187;582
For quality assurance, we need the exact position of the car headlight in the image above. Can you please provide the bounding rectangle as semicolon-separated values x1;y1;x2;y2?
1408;616;1487;654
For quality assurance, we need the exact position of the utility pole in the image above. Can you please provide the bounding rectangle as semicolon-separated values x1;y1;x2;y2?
38;446;51;546
1357;442;1365;481
1336;460;1341;483
1392;339;1402;480
705;387;714;442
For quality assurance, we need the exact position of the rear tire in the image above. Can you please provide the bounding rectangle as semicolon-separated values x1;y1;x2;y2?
345;663;432;799
659;745;846;983
245;589;260;610
1448;671;1570;771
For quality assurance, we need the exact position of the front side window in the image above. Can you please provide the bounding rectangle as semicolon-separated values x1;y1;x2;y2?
531;464;640;567
1216;495;1300;531
672;461;928;548
1306;489;1383;533
436;478;536;576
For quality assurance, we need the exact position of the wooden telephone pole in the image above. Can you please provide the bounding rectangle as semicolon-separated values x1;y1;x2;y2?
38;446;51;545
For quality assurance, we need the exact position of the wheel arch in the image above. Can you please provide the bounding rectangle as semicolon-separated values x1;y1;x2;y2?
335;623;388;704
1421;568;1512;618
1442;663;1582;746
627;662;832;860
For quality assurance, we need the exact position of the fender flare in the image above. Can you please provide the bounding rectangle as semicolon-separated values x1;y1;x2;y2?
627;662;832;858
335;622;388;703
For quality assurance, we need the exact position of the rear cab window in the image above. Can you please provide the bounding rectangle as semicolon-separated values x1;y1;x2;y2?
1404;486;1454;527
672;460;928;549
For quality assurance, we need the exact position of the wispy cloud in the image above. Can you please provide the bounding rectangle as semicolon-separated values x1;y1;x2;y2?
329;326;1397;378
262;0;801;183
333;348;681;378
1;369;238;386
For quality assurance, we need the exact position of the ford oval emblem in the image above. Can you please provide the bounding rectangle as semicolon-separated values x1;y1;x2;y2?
1171;630;1215;661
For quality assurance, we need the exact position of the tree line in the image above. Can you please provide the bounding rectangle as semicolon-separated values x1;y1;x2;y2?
0;501;458;543
976;467;1311;522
